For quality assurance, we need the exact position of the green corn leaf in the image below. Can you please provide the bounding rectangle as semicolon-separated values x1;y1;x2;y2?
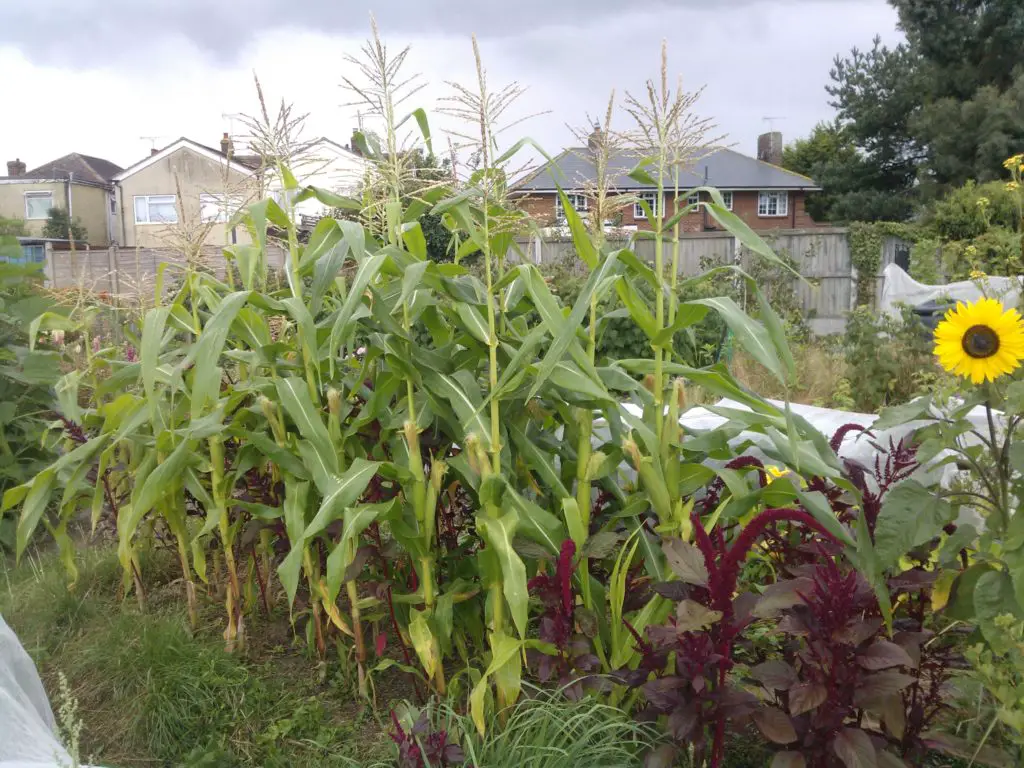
309;241;350;314
398;260;431;307
456;303;491;345
278;480;311;605
140;306;170;425
556;188;597;269
548;360;612;402
15;468;56;560
303;459;381;540
190;291;251;418
752;280;797;386
615;277;658;340
502;488;566;555
476;512;529;639
325;499;394;603
328;251;388;365
424;370;492;449
226;244;263;290
294;185;362;211
409;608;441;683
470;630;522;736
703;202;793;273
530;252;622;400
651;304;710;347
561;498;587;551
507;424;571;499
131;440;193;526
688;296;784;384
275;377;338;477
401;221;428;260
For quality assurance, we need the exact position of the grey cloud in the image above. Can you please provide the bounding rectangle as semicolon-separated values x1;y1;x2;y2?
1;0;870;68
2;0;686;66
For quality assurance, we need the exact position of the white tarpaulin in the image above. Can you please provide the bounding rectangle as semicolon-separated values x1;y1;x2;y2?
880;263;1023;316
0;614;77;767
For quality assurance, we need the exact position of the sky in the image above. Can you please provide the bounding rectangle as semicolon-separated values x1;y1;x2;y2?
0;0;904;173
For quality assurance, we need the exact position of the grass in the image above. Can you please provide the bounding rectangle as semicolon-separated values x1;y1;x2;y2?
1;546;392;768
0;545;984;768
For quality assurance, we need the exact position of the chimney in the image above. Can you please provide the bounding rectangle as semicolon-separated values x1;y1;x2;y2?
587;124;604;153
220;132;233;157
6;158;26;176
150;147;160;156
757;131;783;166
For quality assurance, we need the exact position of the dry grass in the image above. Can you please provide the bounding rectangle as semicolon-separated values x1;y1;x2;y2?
729;342;852;409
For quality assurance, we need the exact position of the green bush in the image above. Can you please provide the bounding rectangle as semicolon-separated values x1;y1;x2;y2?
42;207;88;243
927;180;1019;241
843;304;939;411
940;229;1023;280
0;261;66;552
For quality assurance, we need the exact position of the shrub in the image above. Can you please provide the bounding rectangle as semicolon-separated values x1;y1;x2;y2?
0;261;66;552
842;305;938;411
927;180;1019;241
42;207;88;243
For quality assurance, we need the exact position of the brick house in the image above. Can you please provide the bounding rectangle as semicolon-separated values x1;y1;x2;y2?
514;131;820;233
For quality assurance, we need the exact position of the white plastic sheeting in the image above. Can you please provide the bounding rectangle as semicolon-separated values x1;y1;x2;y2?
880;263;1023;316
0;614;76;768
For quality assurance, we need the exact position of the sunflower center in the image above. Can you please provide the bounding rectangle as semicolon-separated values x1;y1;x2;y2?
962;325;1001;359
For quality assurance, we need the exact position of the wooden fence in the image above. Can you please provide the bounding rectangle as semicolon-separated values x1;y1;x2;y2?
515;228;910;334
41;228;910;335
41;244;289;297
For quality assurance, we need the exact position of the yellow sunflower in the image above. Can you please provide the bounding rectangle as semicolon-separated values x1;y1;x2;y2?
934;298;1024;383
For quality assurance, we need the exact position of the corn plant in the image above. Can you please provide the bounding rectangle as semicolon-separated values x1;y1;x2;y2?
2;26;865;739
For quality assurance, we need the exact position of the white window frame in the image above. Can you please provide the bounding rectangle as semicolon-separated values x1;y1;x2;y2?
633;191;661;220
24;191;53;220
720;191;733;211
757;191;789;217
685;191;700;206
133;194;178;225
554;192;588;223
200;193;242;224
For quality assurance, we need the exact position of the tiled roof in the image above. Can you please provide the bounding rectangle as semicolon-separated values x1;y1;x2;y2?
23;153;123;184
515;146;818;192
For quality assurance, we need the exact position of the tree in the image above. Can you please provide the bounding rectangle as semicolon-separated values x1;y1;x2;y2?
825;39;923;221
0;217;27;236
780;121;906;222
42;207;88;243
822;0;1024;219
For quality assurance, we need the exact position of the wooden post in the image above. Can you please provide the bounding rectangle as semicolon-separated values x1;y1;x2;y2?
44;242;55;287
108;245;120;296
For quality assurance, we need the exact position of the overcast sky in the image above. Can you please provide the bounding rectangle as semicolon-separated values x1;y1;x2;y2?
0;0;903;172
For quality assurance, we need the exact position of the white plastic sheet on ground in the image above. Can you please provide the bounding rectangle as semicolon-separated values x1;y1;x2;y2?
880;263;1023;316
623;397;998;502
0;614;77;768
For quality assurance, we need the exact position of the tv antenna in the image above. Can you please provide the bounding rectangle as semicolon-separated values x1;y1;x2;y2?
139;136;168;151
222;112;246;136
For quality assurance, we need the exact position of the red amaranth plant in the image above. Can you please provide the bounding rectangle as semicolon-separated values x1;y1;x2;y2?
623;507;838;767
749;559;939;767
526;539;601;693
390;709;466;768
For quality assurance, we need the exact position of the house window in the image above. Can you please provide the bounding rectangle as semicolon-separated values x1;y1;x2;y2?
686;192;700;206
24;191;53;220
721;191;733;211
554;193;588;223
757;191;789;217
134;195;178;224
634;192;661;219
200;193;242;223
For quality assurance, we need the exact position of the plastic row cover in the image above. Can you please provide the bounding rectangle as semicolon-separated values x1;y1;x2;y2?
0;614;75;767
880;263;1022;316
